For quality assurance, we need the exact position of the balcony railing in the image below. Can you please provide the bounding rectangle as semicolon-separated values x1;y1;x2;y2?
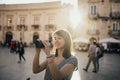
88;0;99;3
110;0;120;3
87;29;100;35
89;13;99;19
17;25;27;31
31;24;40;30
4;26;13;30
110;12;120;19
45;24;56;31
89;13;110;20
108;30;120;36
97;13;110;20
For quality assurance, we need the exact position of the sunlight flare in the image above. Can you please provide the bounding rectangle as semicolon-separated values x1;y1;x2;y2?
71;70;81;80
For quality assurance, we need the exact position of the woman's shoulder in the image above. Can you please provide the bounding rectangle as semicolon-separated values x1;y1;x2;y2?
66;55;78;67
69;55;77;60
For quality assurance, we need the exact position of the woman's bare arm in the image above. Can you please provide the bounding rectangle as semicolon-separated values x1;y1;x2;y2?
32;48;47;73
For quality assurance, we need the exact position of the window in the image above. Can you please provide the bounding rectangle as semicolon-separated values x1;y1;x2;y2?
48;15;55;24
112;3;120;12
7;16;12;26
112;22;119;31
91;24;96;30
91;5;97;16
20;16;25;25
91;24;97;34
0;25;1;31
32;16;40;30
34;16;39;24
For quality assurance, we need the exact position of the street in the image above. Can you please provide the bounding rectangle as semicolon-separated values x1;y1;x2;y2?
0;47;120;80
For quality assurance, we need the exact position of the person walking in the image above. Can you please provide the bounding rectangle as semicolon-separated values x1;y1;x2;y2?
83;41;97;73
18;42;26;63
10;40;14;53
95;43;101;71
33;29;78;80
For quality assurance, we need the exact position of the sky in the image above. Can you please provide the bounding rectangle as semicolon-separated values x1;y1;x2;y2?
0;0;60;4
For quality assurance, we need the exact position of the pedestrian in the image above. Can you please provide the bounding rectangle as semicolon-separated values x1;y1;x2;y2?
10;40;14;53
95;43;101;72
83;41;97;73
15;40;19;54
33;29;78;80
18;42;26;63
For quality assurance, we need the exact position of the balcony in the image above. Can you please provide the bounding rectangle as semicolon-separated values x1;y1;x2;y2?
17;25;27;31
89;13;99;20
110;12;120;19
4;26;13;30
87;29;100;35
97;13;110;20
110;0;120;3
31;24;41;30
88;0;99;3
45;24;56;31
108;30;120;36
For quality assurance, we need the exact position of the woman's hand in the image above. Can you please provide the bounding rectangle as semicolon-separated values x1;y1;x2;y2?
42;40;51;56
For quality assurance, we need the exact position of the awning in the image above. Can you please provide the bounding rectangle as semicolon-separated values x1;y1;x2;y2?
73;37;89;43
99;38;120;43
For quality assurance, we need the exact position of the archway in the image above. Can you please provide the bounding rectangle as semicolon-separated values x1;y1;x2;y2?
5;31;13;46
33;32;39;44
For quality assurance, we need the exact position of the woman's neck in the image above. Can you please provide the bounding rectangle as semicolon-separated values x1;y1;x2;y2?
58;48;64;57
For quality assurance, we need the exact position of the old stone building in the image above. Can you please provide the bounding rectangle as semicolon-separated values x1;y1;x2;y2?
77;0;120;41
0;1;72;45
0;0;120;46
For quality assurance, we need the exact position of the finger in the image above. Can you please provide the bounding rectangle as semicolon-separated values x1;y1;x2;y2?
44;40;50;47
42;40;48;48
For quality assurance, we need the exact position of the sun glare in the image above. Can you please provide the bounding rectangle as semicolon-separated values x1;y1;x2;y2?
71;51;81;80
71;70;81;80
69;9;80;29
61;0;81;29
61;0;88;30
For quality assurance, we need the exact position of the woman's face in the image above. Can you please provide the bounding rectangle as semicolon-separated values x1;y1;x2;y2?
53;34;65;49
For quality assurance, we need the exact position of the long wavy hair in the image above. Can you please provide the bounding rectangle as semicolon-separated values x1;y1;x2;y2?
53;29;73;59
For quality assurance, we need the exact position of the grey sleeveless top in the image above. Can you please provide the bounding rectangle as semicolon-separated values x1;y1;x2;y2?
44;55;78;80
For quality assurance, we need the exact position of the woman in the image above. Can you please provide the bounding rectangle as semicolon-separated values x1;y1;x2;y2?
95;44;101;71
33;29;78;80
18;42;26;63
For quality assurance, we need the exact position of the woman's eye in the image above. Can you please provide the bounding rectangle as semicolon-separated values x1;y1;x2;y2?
54;37;56;40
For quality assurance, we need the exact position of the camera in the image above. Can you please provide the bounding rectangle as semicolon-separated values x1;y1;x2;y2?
35;40;45;48
35;40;53;48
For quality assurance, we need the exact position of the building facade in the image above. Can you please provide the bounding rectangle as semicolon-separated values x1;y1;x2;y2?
0;1;72;45
0;0;120;45
77;0;120;42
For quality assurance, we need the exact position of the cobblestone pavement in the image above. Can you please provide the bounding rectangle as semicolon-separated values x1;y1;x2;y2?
0;47;120;80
